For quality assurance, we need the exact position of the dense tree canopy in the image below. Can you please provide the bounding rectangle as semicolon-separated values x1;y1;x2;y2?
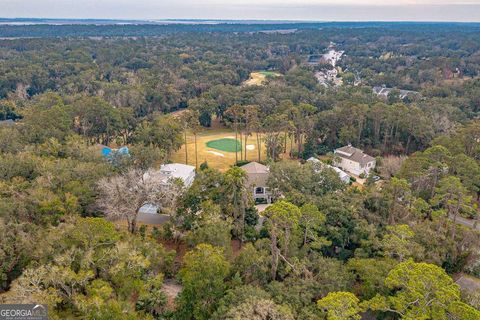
1;22;480;319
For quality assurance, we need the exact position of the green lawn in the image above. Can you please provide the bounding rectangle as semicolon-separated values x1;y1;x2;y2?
259;71;281;77
206;138;242;152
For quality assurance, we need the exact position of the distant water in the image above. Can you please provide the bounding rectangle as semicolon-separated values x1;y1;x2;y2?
0;18;315;26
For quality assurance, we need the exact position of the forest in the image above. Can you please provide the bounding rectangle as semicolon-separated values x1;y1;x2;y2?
1;23;480;319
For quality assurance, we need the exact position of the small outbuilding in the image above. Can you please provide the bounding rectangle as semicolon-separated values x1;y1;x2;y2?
307;157;351;183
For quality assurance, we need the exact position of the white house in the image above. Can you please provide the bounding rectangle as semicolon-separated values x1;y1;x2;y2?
372;85;420;100
139;163;196;214
240;162;272;204
333;145;376;176
156;163;196;188
307;157;351;183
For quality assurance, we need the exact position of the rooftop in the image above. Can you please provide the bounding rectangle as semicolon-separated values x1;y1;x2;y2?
241;162;269;187
372;86;419;99
241;161;269;174
335;145;375;165
160;163;195;180
307;157;350;183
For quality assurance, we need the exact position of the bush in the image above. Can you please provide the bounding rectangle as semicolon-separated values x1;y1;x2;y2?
151;226;161;240
244;225;259;242
139;225;147;240
255;197;268;205
199;161;209;171
235;160;250;167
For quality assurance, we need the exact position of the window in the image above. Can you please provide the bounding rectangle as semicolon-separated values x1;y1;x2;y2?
255;187;264;195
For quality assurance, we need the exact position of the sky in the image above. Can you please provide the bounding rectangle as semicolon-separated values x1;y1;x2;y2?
1;0;480;22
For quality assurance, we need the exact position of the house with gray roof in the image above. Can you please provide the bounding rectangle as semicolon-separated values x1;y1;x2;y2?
334;145;376;176
240;162;272;204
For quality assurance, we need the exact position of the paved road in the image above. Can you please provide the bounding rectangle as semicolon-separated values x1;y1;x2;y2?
137;213;170;225
451;215;480;231
455;273;480;292
136;204;271;227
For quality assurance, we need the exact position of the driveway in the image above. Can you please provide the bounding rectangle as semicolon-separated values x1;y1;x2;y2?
455;273;480;292
256;203;272;213
137;213;170;225
451;215;480;231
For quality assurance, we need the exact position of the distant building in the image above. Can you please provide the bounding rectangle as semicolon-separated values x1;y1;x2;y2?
334;145;376;176
308;54;322;65
240;162;272;204
307;157;351;183
0;119;15;127
373;85;419;100
139;163;196;214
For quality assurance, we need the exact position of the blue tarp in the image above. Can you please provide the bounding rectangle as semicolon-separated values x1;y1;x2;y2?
101;146;129;157
118;146;129;155
101;147;112;157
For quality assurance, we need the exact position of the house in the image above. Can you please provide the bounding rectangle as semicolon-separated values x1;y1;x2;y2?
307;157;351;183
139;163;196;214
372;85;420;100
240;162;272;204
333;145;376;176
157;163;196;188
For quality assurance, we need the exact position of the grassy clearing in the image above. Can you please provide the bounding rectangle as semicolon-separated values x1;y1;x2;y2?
242;71;282;86
206;138;241;152
259;71;281;77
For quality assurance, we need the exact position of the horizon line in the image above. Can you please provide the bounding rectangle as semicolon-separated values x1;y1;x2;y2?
1;18;480;24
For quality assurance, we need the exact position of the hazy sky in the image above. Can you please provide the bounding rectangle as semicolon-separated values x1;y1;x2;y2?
1;0;480;22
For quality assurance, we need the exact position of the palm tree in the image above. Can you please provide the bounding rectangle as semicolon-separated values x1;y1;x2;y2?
225;105;244;164
244;105;261;162
179;111;190;165
224;166;248;244
179;110;201;168
188;110;201;169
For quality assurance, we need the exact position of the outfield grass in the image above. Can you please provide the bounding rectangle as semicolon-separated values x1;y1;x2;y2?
206;138;241;152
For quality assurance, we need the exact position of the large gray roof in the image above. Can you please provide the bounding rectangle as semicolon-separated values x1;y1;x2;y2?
241;162;269;187
335;145;375;165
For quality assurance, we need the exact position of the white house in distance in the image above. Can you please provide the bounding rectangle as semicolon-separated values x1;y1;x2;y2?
139;163;196;214
240;162;272;204
307;157;351;183
372;85;420;100
333;145;376;176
